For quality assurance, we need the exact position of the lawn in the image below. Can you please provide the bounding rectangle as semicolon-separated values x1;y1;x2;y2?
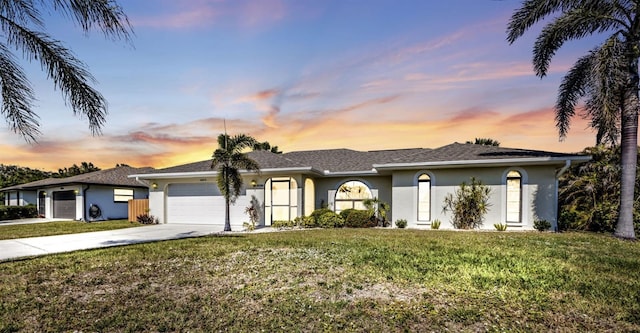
0;219;143;240
1;229;639;332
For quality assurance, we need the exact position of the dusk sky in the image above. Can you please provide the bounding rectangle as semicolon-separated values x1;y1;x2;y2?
0;0;617;170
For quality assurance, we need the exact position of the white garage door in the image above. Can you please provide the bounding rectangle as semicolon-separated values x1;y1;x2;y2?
166;183;249;225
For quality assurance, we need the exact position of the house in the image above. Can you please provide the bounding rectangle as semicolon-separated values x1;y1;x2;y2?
1;166;153;221
128;143;590;230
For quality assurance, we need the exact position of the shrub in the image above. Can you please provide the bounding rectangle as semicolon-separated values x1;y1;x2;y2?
339;208;358;221
294;216;316;228
272;220;295;228
343;210;375;228
136;213;158;224
494;223;508;231
534;219;552;232
363;198;391;227
395;219;407;228
442;177;491;229
310;208;333;225
0;205;38;220
244;201;260;231
431;219;441;230
316;211;344;228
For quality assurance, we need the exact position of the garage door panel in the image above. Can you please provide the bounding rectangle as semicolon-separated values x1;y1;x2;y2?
167;183;245;225
53;190;76;219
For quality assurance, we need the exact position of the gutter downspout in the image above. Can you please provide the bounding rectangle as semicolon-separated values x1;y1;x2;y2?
134;176;149;187
82;184;90;222
554;160;572;232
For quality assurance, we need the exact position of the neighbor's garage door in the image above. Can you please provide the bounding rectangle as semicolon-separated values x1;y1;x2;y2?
166;183;226;224
53;190;76;219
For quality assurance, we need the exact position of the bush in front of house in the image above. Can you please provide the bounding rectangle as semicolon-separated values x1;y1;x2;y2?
442;177;491;229
136;213;159;224
534;219;552;232
395;219;407;228
272;220;296;228
343;209;376;228
294;216;316;228
310;208;333;225
0;204;38;220
316;211;344;228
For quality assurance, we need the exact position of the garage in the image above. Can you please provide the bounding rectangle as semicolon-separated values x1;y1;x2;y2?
166;182;250;225
53;190;76;219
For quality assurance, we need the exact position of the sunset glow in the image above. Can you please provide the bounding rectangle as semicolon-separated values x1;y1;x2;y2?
0;0;622;170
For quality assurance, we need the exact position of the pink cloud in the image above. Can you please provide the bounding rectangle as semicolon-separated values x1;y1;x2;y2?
132;0;288;30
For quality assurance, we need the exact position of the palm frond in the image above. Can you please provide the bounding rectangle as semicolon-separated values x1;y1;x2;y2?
507;0;585;43
45;0;132;42
0;43;39;141
533;5;620;76
2;19;108;135
555;52;593;139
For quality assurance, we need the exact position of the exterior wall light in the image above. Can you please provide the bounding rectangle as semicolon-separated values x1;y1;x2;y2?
74;189;79;195
250;179;257;187
151;182;158;189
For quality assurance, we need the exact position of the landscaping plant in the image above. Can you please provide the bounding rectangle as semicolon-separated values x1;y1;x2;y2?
442;177;491;229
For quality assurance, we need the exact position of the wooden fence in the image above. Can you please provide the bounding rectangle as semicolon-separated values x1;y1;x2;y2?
128;199;149;222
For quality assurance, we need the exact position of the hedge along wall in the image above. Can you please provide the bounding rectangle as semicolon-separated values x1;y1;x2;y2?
0;205;38;221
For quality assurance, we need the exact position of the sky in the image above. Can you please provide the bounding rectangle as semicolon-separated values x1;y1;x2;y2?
0;0;621;170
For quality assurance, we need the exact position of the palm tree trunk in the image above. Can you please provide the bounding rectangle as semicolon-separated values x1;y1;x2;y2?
614;56;639;240
224;196;231;232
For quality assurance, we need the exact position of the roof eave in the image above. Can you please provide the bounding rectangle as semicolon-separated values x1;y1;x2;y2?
129;167;322;180
373;156;591;170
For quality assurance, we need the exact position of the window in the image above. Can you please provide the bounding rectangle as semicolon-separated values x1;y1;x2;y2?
265;177;298;224
304;178;315;216
418;174;431;221
335;180;372;214
114;188;134;202
506;170;522;222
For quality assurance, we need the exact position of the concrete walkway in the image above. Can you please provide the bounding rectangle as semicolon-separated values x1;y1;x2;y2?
0;224;224;262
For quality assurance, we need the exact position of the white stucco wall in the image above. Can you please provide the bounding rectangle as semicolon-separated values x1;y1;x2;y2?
391;165;558;230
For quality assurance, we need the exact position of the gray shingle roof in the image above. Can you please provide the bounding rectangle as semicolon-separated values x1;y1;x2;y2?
155;151;309;173
133;142;586;178
1;166;155;191
385;143;573;164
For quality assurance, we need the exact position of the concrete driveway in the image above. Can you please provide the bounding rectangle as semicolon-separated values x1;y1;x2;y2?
0;224;225;262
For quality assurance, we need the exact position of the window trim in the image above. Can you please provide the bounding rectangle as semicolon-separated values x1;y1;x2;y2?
417;173;431;222
504;169;525;224
114;188;134;203
334;180;373;214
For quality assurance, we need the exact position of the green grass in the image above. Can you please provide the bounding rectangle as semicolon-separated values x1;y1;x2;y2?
0;219;143;240
1;229;639;332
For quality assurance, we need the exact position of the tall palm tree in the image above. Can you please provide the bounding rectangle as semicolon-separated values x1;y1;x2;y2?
507;0;640;239
0;0;132;142
211;133;260;231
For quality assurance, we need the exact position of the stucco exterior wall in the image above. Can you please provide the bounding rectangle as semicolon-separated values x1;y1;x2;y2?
391;165;558;230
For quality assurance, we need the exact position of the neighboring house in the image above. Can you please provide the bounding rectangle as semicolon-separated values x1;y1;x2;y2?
129;143;590;230
1;166;153;221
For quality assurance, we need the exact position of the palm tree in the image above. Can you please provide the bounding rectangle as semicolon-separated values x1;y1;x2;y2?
0;1;132;142
507;0;640;239
465;138;500;146
211;134;260;231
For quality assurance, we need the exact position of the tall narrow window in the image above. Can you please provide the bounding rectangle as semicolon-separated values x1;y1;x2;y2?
418;174;431;221
506;170;522;222
304;178;315;216
335;180;372;214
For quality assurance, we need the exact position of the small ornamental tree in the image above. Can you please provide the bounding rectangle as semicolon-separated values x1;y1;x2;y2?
442;177;491;229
